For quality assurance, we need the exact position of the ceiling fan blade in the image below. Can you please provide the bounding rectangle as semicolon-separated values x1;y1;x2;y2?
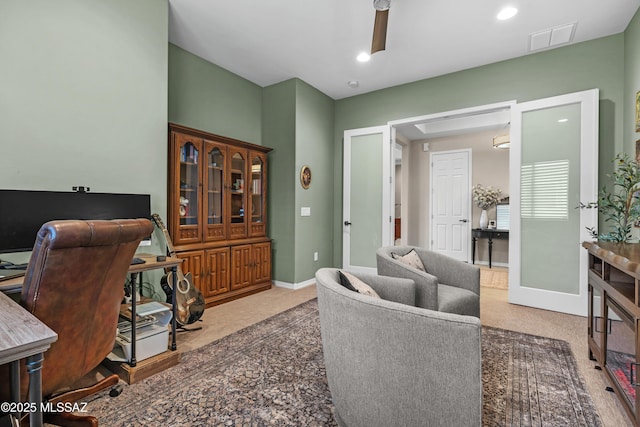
371;9;389;54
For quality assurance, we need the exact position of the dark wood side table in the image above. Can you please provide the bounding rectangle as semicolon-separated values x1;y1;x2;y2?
0;291;57;427
471;228;509;268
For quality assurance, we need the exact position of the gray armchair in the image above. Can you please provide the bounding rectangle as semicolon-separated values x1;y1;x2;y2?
315;268;482;427
376;246;480;317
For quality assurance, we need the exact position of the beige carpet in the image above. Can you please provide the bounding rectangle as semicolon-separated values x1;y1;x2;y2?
479;265;508;289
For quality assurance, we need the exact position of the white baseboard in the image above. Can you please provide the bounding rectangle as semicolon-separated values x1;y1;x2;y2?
273;278;315;290
472;261;509;268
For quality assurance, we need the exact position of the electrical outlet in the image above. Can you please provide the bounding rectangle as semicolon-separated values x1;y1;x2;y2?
314;252;319;261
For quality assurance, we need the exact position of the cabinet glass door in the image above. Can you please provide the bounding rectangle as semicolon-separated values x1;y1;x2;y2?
205;143;226;241
249;153;266;236
179;140;200;227
229;149;247;239
588;283;603;358
605;301;636;412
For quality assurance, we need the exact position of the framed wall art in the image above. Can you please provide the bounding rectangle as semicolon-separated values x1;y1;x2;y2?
300;165;311;189
636;90;640;132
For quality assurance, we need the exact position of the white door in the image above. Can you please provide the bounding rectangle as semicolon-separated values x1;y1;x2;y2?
430;150;471;262
509;89;599;316
343;126;392;273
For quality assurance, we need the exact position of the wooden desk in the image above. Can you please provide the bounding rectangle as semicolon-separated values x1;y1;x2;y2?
0;253;182;368
0;275;24;294
471;228;509;268
0;291;57;427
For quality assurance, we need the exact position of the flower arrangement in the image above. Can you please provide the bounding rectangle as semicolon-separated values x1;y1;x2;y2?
472;184;502;210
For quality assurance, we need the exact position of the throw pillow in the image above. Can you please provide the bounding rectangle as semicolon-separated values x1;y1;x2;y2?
391;249;426;272
338;271;381;298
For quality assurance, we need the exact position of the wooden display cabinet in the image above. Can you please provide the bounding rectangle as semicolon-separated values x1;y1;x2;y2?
168;123;272;307
583;241;640;426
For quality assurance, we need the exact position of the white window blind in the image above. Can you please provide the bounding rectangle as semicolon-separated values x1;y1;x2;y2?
496;204;510;229
521;160;570;220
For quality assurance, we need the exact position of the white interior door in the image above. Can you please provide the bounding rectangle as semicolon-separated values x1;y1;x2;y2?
343;126;392;273
509;89;598;316
430;149;471;262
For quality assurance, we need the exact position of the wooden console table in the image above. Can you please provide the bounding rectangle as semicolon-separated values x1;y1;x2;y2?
0;291;57;427
583;241;640;426
471;228;509;268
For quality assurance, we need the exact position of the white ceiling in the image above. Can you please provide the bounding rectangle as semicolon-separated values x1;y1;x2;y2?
168;0;640;100
393;107;512;142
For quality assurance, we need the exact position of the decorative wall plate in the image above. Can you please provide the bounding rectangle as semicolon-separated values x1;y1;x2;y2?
300;165;311;189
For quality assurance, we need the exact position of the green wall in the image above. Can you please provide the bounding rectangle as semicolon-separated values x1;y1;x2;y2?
333;34;626;265
168;44;262;145
293;80;335;283
263;80;297;283
0;0;168;261
262;79;334;284
625;9;640;155
168;49;336;286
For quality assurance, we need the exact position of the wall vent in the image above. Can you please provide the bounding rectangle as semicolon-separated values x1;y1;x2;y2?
529;22;576;52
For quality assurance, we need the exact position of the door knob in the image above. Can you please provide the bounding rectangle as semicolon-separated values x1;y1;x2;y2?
459;219;468;223
344;221;352;226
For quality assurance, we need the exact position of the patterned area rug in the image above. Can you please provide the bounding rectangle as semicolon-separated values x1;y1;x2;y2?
481;326;602;427
83;299;601;426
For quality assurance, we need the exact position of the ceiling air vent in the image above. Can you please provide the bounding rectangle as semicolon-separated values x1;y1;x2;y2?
529;22;576;52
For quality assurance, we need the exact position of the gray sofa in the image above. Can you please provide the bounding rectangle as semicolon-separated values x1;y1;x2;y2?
376;246;480;317
315;268;482;427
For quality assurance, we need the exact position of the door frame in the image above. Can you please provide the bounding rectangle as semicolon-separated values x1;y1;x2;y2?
429;148;472;262
508;89;599;316
394;135;411;246
342;125;392;273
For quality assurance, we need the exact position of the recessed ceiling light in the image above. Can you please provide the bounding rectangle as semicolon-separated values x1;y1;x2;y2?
356;52;371;62
347;80;360;88
558;118;569;123
497;7;518;20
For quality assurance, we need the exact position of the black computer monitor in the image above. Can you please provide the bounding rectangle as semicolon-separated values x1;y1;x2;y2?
0;189;151;254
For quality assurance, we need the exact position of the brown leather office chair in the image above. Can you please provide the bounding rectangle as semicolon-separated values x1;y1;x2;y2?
0;218;153;426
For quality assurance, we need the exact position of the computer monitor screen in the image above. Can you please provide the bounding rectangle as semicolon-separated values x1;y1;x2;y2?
0;189;151;253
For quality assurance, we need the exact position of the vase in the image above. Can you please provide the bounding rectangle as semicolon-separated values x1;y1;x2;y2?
479;209;488;229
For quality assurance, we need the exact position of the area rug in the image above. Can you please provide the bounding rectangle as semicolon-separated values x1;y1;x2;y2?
82;299;602;426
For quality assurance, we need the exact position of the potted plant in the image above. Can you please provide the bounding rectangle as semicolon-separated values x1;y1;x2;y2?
590;153;640;243
472;184;502;229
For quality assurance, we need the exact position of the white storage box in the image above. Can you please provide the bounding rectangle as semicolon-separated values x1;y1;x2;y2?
107;302;172;363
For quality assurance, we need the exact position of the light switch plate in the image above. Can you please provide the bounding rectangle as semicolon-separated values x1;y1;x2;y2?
301;207;311;216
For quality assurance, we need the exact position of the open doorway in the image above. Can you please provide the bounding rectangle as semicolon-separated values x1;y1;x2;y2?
390;102;512;266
